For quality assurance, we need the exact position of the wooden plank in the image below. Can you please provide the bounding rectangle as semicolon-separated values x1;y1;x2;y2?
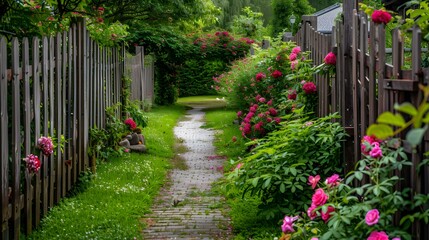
32;37;42;227
41;37;49;217
83;24;89;170
352;10;360;167
383;79;418;91
360;14;368;139
22;37;33;235
67;28;73;191
11;37;22;240
368;21;377;125
62;31;67;197
54;33;62;204
49;36;55;208
0;36;10;240
70;24;78;185
377;24;386;114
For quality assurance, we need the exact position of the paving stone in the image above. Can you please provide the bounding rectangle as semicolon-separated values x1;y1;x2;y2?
142;107;232;240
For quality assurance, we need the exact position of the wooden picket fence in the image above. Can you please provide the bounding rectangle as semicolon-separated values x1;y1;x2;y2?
294;3;429;239
0;20;153;239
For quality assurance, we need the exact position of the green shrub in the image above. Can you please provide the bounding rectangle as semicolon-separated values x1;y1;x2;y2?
228;111;346;220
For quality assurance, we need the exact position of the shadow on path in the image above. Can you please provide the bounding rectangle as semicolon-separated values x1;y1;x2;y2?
142;104;232;240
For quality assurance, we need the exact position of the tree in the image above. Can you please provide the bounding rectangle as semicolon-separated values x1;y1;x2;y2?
271;0;314;37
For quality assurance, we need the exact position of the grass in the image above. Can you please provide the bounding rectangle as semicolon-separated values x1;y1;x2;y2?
26;105;185;240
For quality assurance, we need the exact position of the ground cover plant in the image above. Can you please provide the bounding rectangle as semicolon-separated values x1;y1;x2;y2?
26;105;184;240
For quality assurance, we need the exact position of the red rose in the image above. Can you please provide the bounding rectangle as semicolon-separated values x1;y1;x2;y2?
321;206;335;223
303;82;317;94
271;70;282;78
324;52;336;65
371;10;392;25
255;72;266;81
287;89;297;100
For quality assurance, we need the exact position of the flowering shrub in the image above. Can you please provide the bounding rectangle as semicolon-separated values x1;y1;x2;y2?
37;136;54;156
23;154;41;174
228;112;346;220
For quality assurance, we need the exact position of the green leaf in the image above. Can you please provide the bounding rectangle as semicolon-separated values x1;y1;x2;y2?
354;171;363;181
280;183;285;193
366;124;394;139
422;112;429;123
406;126;428;147
252;177;259;187
373;186;380;196
377;112;406;127
395;102;418;116
290;168;297;176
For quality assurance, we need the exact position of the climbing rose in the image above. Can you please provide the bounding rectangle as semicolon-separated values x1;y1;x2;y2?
308;175;320;189
321;206;335;222
37;136;54;156
255;72;266;81
370;142;383;158
325;174;341;187
267;99;273;106
291;60;299;70
365;209;380;226
258;97;266;103
281;215;299;233
23;154;41;174
271;70;282;78
289;53;297;61
292;46;301;55
371;10;392;25
367;231;389;240
324;52;336;65
124;118;137;130
303;82;317;94
312;188;328;207
361;135;381;155
268;108;278;116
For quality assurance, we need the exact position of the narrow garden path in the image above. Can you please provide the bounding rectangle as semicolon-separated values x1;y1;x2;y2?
142;106;232;240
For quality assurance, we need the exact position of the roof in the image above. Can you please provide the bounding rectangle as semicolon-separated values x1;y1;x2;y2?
313;3;342;33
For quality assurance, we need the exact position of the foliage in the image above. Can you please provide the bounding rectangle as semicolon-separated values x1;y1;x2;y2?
227;112;346;220
308;0;341;11
27;105;184;240
124;100;148;128
271;0;315;36
231;7;265;39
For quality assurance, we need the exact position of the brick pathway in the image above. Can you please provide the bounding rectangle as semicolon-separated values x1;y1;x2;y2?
142;106;232;240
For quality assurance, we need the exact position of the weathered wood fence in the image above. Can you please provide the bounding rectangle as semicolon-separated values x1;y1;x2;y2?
0;20;153;239
294;2;429;239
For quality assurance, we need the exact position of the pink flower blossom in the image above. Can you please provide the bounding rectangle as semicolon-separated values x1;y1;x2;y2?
307;204;318;220
308;175;320;189
321;206;335;223
23;154;41;174
392;238;401;240
37;136;54;156
235;162;243;169
365;209;380;226
291;60;299;70
303;82;317;94
324;52;336;65
312;188;328;207
267;99;273;106
271;70;282;78
289;53;297;61
259;97;266;103
237;111;243;117
370;142;383;158
274;117;281;124
311;238;319;240
124;118;137;130
325;174;341;187
292;46;301;55
371;10;392;25
281;215;299;233
361;135;381;155
254;121;264;132
268;108;278;116
256;72;266;81
367;231;389;240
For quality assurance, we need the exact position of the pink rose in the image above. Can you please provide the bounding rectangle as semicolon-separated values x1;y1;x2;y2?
287;89;297;100
308;175;320;189
307;204;318;220
235;162;243;169
291;60;299;70
324;52;336;65
312;188;328;207
271;70;282;78
325;174;341;187
267;99;273;106
268;108;278;116
292;46;301;55
365;209;380;226
237;111;243;117
369;142;383;158
289;53;297;61
371;10;392;25
367;231;389;240
321;206;335;222
303;82;317;94
259;97;266;103
256;72;266;81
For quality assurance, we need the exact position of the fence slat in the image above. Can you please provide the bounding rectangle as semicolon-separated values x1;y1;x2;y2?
11;37;22;240
352;10;360;166
0;36;9;240
22;37;33;235
41;37;49;217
